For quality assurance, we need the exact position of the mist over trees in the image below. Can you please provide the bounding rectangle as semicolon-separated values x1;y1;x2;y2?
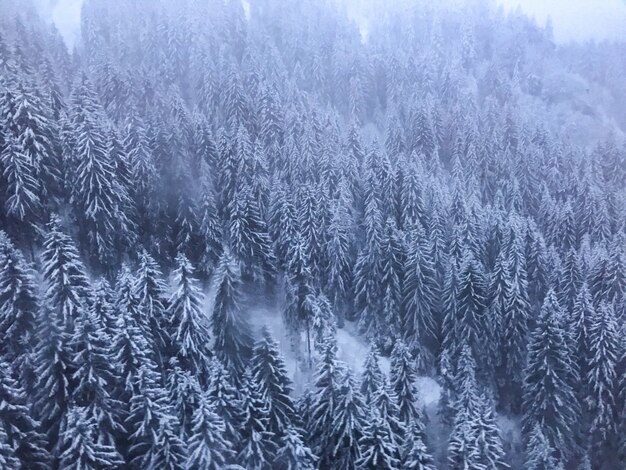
0;0;625;468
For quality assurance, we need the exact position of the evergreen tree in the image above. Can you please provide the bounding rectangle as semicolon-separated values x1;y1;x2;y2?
133;250;170;360
237;369;276;470
0;130;41;223
251;328;296;438
273;425;317;470
0;232;38;361
69;75;133;267
168;254;210;380
207;359;241;444
586;302;619;464
402;424;436;470
356;411;399;470
361;346;383;405
112;268;157;399
524;425;558;470
40;216;91;330
0;423;20;470
58;407;123;470
330;370;367;469
70;308;122;446
523;290;579;460
186;392;233;469
403;227;438;360
390;340;425;430
211;249;254;378
0;361;49;469
310;338;342;466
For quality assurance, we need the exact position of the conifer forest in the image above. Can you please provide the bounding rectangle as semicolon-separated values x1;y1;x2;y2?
0;0;625;468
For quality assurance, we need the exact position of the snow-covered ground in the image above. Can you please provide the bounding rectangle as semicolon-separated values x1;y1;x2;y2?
246;301;441;407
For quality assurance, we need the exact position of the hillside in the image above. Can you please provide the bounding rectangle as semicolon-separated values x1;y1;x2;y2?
0;0;625;468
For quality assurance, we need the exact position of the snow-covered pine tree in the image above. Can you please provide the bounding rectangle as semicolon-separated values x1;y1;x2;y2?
237;369;276;470
402;422;436;470
58;407;124;469
402;226;438;363
0;360;49;469
524;424;559;470
273;425;317;470
523;289;579;461
356;410;399;470
40;215;91;331
70;307;123;447
211;249;254;379
0;232;38;362
586;302;619;465
207;358;242;444
68;74;133;267
330;369;367;469
361;346;383;405
186;391;233;469
168;254;210;381
390;340;425;432
133;250;170;365
251;328;296;439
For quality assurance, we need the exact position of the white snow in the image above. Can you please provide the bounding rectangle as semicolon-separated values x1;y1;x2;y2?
247;301;441;404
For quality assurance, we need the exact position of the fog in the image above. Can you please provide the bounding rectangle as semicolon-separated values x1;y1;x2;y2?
497;0;626;43
38;0;626;48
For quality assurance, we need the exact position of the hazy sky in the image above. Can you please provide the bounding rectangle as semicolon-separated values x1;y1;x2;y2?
38;0;626;47
497;0;626;43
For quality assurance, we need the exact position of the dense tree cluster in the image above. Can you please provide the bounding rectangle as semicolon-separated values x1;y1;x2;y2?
0;0;625;468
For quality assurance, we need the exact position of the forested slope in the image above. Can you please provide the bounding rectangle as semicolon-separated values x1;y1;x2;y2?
0;0;625;468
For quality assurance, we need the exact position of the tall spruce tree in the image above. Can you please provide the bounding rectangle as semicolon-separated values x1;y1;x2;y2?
523;290;579;460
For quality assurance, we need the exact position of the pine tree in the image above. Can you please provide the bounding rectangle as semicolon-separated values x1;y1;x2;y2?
570;283;594;382
168;254;210;380
0;130;41;223
69;75;133;267
0;423;20;470
356;411;399;470
326;190;355;317
126;363;184;469
378;218;406;350
237;369;276;470
273;425;317;470
310;338;342;466
456;251;492;377
251;328;296;438
186;391;233;469
586;302;619;464
473;397;509;469
330;370;367;469
207;359;241;444
70;308;123;446
33;314;74;457
361;347;383;405
354;193;384;339
523;290;579;459
198;177;223;276
211;249;254;378
112;268;157;399
402;423;436;470
402;227;438;360
524;425;558;470
133;251;170;363
0;232;38;361
390;340;425;431
448;346;483;470
58;407;123;470
40;215;91;330
0;360;49;469
499;239;530;411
